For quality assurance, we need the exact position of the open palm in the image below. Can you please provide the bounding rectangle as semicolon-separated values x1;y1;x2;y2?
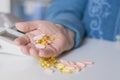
14;21;74;58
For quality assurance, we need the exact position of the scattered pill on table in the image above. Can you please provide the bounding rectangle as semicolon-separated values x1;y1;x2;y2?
76;62;86;69
38;57;93;74
83;61;94;66
44;68;54;74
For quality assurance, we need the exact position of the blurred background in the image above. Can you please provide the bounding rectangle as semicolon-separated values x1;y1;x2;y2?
0;0;54;21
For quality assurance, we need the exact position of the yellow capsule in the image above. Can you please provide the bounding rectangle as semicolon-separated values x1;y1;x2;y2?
42;58;48;61
52;60;58;65
48;36;55;41
52;64;57;68
41;63;46;67
37;40;42;44
60;67;73;74
51;57;57;61
39;58;45;63
40;40;48;45
43;61;49;64
48;57;53;61
43;36;48;41
41;61;51;68
46;64;51;68
50;59;58;64
55;63;65;69
42;66;49;69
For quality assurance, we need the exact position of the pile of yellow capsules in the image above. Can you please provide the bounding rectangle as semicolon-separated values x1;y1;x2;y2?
33;34;54;49
33;34;93;74
38;57;74;74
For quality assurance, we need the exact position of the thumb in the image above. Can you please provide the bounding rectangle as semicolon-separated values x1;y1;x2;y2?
15;22;38;32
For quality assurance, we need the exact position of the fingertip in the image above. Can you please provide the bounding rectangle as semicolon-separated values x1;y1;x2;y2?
38;49;48;58
30;48;39;59
15;35;30;46
14;38;22;45
15;22;38;32
38;46;57;58
15;22;26;32
16;22;32;32
21;46;30;56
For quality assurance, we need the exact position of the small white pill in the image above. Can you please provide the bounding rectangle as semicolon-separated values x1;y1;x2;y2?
68;61;75;66
76;62;86;69
59;60;70;66
44;68;54;74
35;44;45;49
83;61;94;65
33;34;46;41
74;67;81;72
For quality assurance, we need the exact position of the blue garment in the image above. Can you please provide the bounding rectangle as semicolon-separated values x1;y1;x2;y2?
45;0;120;48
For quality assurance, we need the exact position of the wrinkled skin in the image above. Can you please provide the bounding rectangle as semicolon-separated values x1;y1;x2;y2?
14;21;75;58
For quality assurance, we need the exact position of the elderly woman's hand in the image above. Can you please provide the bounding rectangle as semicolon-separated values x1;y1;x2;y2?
14;21;74;58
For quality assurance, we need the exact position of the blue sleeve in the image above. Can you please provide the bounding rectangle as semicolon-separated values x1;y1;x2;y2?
45;0;87;48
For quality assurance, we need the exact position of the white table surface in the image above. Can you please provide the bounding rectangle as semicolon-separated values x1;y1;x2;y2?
0;38;120;80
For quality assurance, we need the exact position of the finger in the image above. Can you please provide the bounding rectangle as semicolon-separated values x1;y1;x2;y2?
26;33;36;44
38;45;58;58
15;22;38;32
14;34;30;46
29;47;39;59
20;43;33;55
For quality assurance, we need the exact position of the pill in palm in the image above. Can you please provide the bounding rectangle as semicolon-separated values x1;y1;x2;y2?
33;34;55;49
35;44;45;49
33;34;46;41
